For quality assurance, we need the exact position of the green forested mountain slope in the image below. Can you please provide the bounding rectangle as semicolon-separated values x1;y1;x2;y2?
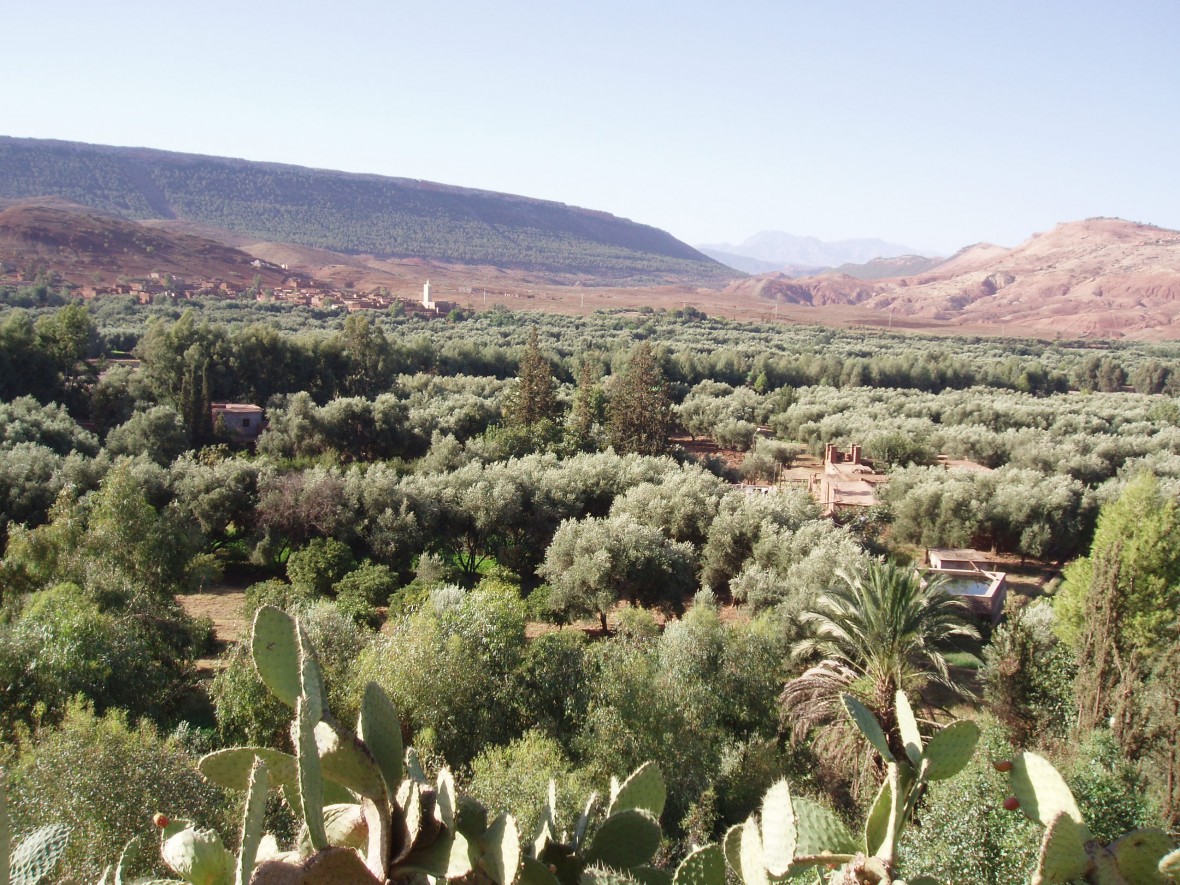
0;137;730;283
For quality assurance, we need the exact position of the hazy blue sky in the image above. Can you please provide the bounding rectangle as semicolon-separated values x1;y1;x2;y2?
5;1;1178;254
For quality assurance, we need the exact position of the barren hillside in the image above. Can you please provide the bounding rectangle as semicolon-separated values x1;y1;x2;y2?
726;219;1180;339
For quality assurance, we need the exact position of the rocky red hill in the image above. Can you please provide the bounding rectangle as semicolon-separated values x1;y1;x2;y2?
0;199;292;292
725;219;1180;339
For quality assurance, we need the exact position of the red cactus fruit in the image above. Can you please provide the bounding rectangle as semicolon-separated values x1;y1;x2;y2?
153;813;170;828
1003;797;1020;811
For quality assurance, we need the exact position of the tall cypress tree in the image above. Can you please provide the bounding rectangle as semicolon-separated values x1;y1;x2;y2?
607;341;673;455
566;358;601;450
507;327;557;427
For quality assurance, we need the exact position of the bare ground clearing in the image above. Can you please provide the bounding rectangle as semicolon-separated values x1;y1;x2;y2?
178;580;248;674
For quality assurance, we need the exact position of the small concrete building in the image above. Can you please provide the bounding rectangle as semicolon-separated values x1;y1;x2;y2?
211;403;265;441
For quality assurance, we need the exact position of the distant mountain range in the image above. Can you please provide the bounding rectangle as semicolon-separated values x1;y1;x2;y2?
723;218;1180;339
0;136;731;285
699;231;934;274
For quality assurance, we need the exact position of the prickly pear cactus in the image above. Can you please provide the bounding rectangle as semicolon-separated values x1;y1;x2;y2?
159;818;235;885
997;751;1178;885
6;825;70;885
180;605;524;885
1;770;69;885
709;691;980;884
528;762;667;885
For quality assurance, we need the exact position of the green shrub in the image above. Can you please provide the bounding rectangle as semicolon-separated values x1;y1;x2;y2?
6;700;234;884
981;600;1076;745
614;604;660;639
897;719;1041;885
211;600;370;747
522;583;566;626
286;537;355;595
350;588;526;766
1066;729;1157;844
511;630;592;749
466;730;595;840
0;582;195;733
578;639;720;834
333;561;397;627
243;578;316;620
208;640;291;747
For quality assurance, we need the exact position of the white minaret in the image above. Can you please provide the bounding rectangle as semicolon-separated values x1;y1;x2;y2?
422;280;432;308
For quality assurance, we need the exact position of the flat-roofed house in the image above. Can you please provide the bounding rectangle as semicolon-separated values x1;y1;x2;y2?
211;403;265;441
809;444;889;515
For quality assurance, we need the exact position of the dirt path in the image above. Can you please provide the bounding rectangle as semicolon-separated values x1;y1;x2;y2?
178;580;249;673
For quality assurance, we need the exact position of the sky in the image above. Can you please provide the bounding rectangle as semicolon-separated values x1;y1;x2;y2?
4;0;1180;255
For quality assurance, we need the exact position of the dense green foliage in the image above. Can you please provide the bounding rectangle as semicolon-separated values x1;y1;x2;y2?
5;701;233;883
0;137;730;283
1;296;1178;881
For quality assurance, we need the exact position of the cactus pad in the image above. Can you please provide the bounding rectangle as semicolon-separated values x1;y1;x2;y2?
160;825;233;885
628;866;672;885
673;843;726;885
895;690;924;767
607;763;666;820
313;721;386;802
296;625;325;724
109;833;142;885
237;758;270;885
581;866;642;885
357;682;403;796
722;823;744;878
1032;811;1090;885
842;695;894;762
7;823;70;885
792;797;858;861
456;795;490;840
520;855;562;885
252;845;382;885
922;720;980;781
200;747;298;793
396;779;422;857
295;697;328;852
758;780;796;876
1009;752;1087;832
481;813;521;885
574;792;599;851
251;606;301;708
864;776;892;857
738;816;769;885
402;831;476;879
1109;828;1173;885
434;769;457;831
1159;847;1180;877
405;747;429;785
304;804;368;853
585;809;662;870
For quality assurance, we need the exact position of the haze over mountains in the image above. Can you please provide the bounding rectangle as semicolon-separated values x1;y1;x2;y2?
0;136;730;285
699;231;934;275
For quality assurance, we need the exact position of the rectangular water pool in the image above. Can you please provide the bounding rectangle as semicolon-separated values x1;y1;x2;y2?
943;577;993;597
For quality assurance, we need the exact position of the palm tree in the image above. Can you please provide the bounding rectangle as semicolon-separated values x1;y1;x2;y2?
781;560;979;762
